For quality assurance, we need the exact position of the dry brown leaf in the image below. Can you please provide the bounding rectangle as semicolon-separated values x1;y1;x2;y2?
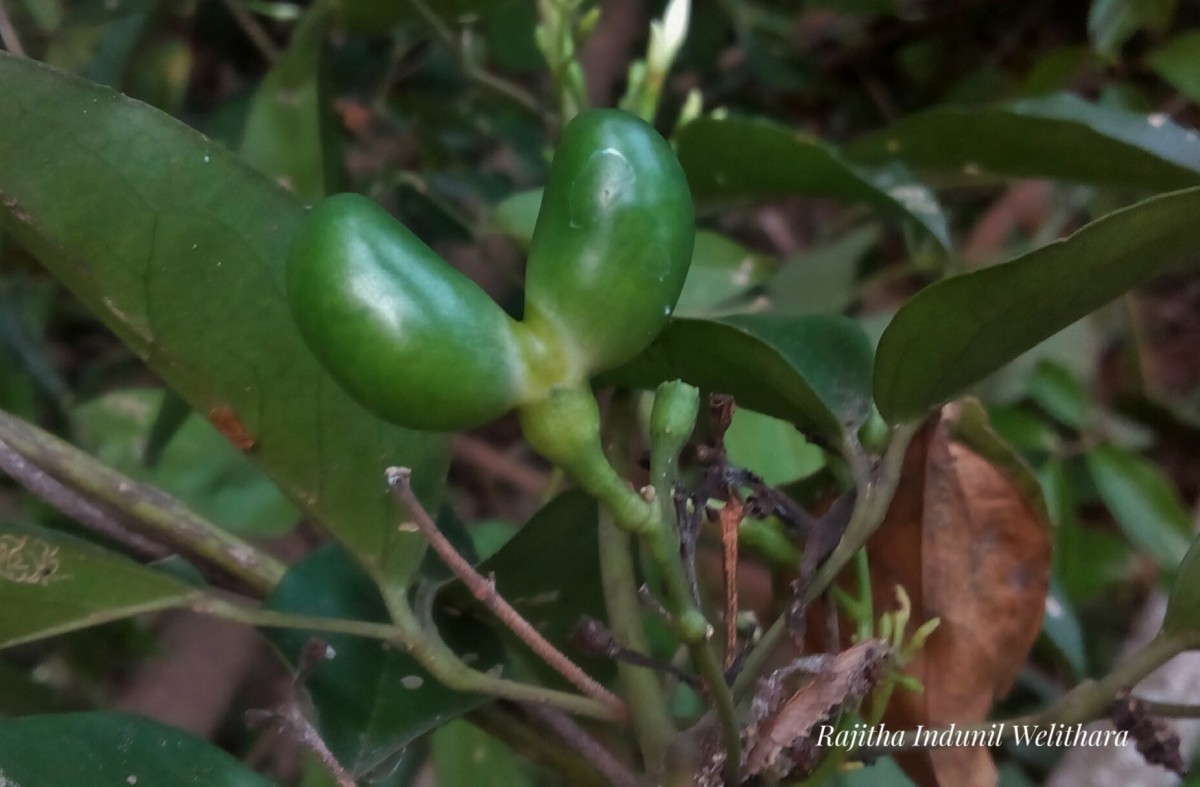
869;401;1052;787
743;638;891;782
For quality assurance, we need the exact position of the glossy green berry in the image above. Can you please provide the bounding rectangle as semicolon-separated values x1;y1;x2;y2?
287;110;694;433
524;109;694;376
287;194;530;431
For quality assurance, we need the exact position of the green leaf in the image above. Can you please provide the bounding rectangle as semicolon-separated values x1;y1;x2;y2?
874;187;1200;423
74;389;298;537
1087;445;1192;569
0;521;197;649
1027;361;1090;430
1089;0;1175;61
1148;31;1200;105
724;408;825;486
239;5;338;202
431;719;533;787
676;116;949;247
1041;579;1087;676
143;388;191;467
0;53;449;586
986;405;1061;454
765;226;878;315
1164;533;1200;637
675;232;776;317
1040;460;1131;601
0;711;276;786
441;491;610;684
605;313;874;439
491;188;541;244
0;656;72;715
847;93;1200;191
264;546;503;778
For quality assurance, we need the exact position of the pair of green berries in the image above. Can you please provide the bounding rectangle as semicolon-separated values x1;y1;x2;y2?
287;109;695;435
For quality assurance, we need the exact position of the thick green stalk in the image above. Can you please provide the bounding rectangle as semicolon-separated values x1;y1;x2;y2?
0;409;286;596
598;513;676;765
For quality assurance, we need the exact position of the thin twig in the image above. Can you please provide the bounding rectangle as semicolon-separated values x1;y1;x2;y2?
469;706;612;786
520;702;639;787
0;0;25;58
0;438;169;559
407;0;545;119
219;0;281;63
452;434;550;496
248;700;355;787
386;466;628;720
1142;700;1200;718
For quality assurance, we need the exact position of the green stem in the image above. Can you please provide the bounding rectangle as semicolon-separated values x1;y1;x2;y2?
536;0;590;123
387;467;627;718
593;392;675;771
0;409;286;596
392;588;620;722
195;594;618;721
521;383;743;780
823;614;1198;762
732;422;919;702
195;595;403;641
853;548;874;641
1043;631;1195;725
598;506;676;765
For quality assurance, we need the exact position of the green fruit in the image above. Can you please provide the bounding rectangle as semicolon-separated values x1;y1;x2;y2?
286;110;695;433
287;194;530;431
524;109;695;376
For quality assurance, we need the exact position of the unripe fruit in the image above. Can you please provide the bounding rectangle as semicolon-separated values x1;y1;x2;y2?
287;194;529;430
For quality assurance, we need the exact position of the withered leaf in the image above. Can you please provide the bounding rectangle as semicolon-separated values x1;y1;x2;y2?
869;400;1052;787
743;638;891;782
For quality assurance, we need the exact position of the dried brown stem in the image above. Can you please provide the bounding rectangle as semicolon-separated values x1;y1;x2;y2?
0;0;24;58
248;700;354;787
451;434;550;496
385;466;628;721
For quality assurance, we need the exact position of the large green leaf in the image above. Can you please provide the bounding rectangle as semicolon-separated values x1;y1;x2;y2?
874;187;1200;423
264;546;504;778
0;53;449;585
724;408;824;487
239;5;338;202
847;93;1200;191
74;389;298;537
674;232;776;317
0;521;198;649
675;116;949;247
1164;533;1200;637
1089;0;1175;60
432;719;533;787
605;314;874;439
1148;31;1200;105
0;711;275;786
1087;445;1192;569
